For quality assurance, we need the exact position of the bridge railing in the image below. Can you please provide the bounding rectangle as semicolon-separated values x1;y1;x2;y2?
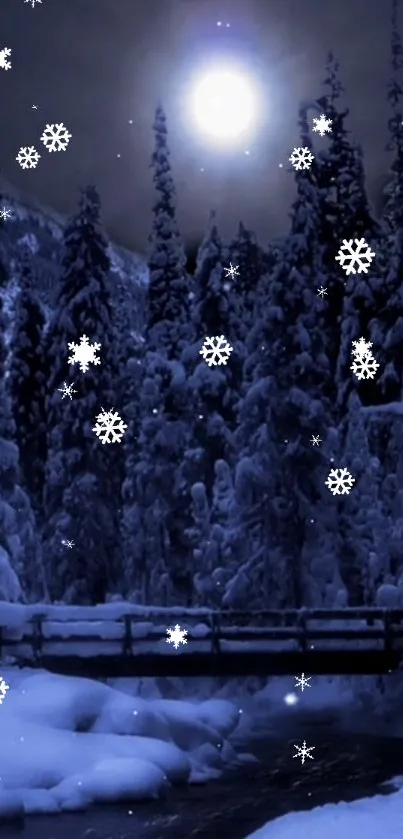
1;607;403;661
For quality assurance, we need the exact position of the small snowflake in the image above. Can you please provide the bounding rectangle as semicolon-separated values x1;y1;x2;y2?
16;146;41;170
325;467;355;496
335;238;375;275
166;624;188;649
310;435;321;446
293;740;315;765
0;676;9;704
317;286;328;298
199;335;233;367
57;381;77;400
24;0;43;6
67;335;101;373
312;114;332;137
289;147;314;171
92;408;127;444
40;123;72;152
0;48;12;71
294;673;311;692
0;207;12;221
61;539;75;549
223;263;239;280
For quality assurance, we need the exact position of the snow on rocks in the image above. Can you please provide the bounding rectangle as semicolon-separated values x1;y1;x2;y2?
0;670;243;819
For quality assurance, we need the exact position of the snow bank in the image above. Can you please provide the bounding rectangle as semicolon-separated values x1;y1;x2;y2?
245;787;403;839
0;669;243;820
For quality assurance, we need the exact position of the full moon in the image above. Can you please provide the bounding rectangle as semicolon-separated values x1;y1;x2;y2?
191;67;257;144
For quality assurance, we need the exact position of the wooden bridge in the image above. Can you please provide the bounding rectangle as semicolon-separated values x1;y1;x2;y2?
1;607;403;678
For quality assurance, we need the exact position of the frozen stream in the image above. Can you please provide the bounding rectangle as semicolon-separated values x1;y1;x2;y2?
3;714;403;839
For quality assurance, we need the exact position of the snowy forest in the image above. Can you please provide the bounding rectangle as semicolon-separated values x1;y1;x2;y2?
1;23;403;612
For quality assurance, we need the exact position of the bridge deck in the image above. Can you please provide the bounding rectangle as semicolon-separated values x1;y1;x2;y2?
15;649;401;678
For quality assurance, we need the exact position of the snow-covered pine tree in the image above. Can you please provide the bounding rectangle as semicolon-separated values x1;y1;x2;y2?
315;53;382;413
147;105;192;357
227;222;265;341
370;0;403;405
338;393;388;605
230;106;331;609
9;247;47;508
0;296;45;602
43;185;122;604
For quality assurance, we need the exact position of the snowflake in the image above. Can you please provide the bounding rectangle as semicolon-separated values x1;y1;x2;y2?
223;263;239;280
0;207;12;221
0;676;9;704
325;467;355;496
16;146;41;170
350;337;379;380
57;381;77;400
67;335;101;373
166;624;188;649
293;740;315;765
24;0;42;6
351;337;373;360
40;123;72;152
0;48;12;71
310;435;321;446
289;147;314;171
92;408;127;444
199;336;233;367
317;286;328;298
61;539;74;549
351;355;379;380
312;114;332;137
335;238;375;275
294;673;311;692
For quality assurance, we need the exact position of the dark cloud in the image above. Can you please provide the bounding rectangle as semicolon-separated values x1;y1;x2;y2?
0;0;393;253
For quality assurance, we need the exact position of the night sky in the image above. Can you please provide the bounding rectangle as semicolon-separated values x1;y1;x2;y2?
0;0;393;255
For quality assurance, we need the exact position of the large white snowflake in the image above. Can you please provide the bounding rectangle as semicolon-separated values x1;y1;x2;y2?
325;467;355;496
350;337;379;380
200;335;233;367
0;207;12;221
0;676;9;704
351;337;373;360
0;48;11;71
350;355;379;380
293;740;315;765
166;624;188;649
289;147;314;171
40;123;72;152
335;238;375;275
312;114;332;137
92;408;127;444
67;335;101;373
16;146;41;169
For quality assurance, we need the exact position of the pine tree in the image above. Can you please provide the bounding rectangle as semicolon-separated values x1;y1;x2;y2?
370;0;403;404
338;393;388;605
227;222;267;342
9;247;47;507
43;185;122;604
0;297;45;602
233;108;331;609
147;105;191;356
315;53;382;412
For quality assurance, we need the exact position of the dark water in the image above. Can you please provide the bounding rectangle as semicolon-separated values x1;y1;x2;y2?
3;715;403;839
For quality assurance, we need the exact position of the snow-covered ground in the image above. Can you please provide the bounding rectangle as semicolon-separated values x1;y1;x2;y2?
245;784;403;839
0;667;255;821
